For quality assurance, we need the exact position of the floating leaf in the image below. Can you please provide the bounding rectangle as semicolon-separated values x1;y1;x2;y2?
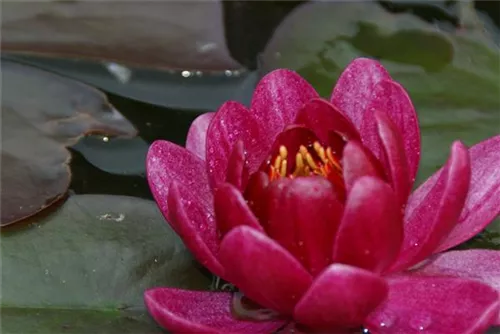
71;136;149;176
3;54;259;111
1;195;211;333
2;1;241;71
1;308;162;334
1;60;137;226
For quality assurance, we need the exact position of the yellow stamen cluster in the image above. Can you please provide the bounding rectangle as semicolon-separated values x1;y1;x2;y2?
269;141;342;181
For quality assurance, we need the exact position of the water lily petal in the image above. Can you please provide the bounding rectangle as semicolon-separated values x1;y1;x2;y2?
342;141;383;194
267;177;344;276
294;264;388;330
416;250;500;291
374;109;412;208
168;182;224;278
214;182;264;236
244;171;270;227
147;140;213;217
333;176;402;273
226;140;249;191
331;58;391;128
219;226;313;315
391;142;470;271
365;276;500;334
206;101;263;188
251;69;319;136
294;98;360;145
144;288;286;334
185;112;215;161
436;135;500;252
360;80;420;182
415;249;500;324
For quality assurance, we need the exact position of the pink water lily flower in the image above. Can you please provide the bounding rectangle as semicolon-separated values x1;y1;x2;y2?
145;58;500;334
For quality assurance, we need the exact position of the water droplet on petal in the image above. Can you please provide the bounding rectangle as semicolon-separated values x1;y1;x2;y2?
410;312;432;331
375;310;397;329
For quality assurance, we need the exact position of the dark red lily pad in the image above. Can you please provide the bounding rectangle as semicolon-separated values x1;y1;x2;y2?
1;1;241;71
1;60;137;226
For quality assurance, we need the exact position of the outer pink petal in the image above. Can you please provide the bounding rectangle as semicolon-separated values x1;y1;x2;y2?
214;182;264;236
185;112;215;161
342;141;383;194
147;140;213;221
416;250;500;291
147;141;221;275
226;140;249;191
333;176;402;274
365;276;500;334
374;109;412;209
145;288;286;334
294;264;388;330
391;141;471;272
266;177;344;276
437;135;500;252
415;249;500;324
168;182;224;278
330;58;391;128
294;98;360;145
205;101;264;188
360;80;420;182
219;226;313;315
251;69;319;136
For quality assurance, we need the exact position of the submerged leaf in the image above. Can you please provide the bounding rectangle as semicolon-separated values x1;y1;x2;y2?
1;60;137;226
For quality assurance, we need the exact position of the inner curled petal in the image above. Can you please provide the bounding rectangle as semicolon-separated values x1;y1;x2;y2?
262;126;346;199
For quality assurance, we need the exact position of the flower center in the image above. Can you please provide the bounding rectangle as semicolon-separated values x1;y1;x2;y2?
268;141;343;184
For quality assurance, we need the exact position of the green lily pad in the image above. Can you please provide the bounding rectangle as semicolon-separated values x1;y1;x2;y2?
1;60;137;226
1;308;162;334
1;194;211;333
261;1;499;183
